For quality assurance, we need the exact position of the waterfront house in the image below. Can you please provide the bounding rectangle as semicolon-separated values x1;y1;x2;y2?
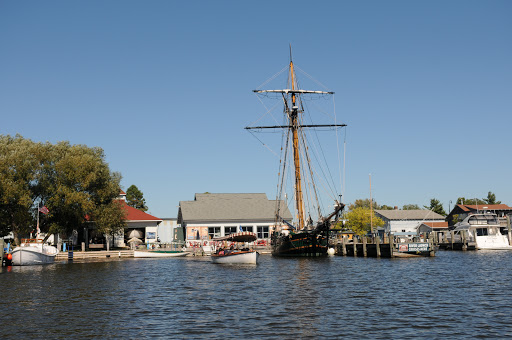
115;191;163;246
177;193;292;247
375;209;446;235
446;204;512;226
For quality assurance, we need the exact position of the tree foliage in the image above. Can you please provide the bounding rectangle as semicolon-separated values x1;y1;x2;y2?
0;135;125;242
403;204;421;210
348;199;395;211
424;198;447;216
456;192;500;206
344;207;385;236
484;191;501;205
126;184;148;211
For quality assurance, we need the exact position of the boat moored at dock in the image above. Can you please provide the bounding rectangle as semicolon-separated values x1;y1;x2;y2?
11;239;59;266
453;213;512;250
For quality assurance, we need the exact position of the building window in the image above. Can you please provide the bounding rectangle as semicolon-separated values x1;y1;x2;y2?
240;226;253;233
225;226;237;236
257;226;269;239
208;227;221;239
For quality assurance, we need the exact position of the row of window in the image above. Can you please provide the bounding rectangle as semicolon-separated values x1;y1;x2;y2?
208;226;270;239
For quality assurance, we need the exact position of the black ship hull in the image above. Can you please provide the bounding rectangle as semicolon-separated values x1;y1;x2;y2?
271;231;329;257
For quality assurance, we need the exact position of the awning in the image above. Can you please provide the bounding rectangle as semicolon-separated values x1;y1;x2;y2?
213;232;257;243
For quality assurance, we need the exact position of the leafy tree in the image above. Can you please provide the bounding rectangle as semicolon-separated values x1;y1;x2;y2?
484;191;501;205
403;204;421;210
94;201;127;250
456;197;486;205
424;198;446;216
0;135;40;242
0;135;125;243
349;199;397;211
344;207;385;236
126;185;148;211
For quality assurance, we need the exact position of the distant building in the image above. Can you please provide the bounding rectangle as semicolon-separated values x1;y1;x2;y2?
158;218;179;244
375;209;447;234
177;193;292;246
446;204;512;226
117;191;162;246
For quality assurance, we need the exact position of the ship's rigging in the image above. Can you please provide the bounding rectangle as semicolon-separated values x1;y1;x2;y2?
246;50;346;231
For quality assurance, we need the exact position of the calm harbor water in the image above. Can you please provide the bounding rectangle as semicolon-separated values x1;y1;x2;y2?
2;250;512;339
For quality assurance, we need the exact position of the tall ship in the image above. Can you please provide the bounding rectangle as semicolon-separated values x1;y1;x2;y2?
246;49;346;257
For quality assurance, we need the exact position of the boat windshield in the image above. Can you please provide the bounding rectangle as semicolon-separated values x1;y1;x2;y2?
468;214;499;226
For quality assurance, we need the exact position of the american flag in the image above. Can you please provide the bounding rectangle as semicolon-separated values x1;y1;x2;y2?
39;206;49;214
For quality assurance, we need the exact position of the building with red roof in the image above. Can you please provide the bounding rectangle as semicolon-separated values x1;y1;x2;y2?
114;191;162;247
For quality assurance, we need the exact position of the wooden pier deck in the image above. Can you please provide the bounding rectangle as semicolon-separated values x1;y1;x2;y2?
56;250;134;260
332;234;435;258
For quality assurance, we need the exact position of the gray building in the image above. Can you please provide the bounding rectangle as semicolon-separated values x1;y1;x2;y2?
177;193;292;246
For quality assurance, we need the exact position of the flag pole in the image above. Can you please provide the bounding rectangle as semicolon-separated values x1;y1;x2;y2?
37;201;40;238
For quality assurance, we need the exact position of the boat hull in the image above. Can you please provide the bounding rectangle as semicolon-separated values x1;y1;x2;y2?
11;246;57;266
211;250;259;264
271;231;329;257
134;250;190;258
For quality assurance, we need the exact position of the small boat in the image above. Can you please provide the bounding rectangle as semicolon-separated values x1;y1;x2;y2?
11;239;59;266
211;232;260;264
133;250;190;258
454;213;512;250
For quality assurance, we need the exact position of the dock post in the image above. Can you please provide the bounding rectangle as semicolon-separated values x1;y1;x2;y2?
376;235;381;258
341;237;347;256
462;230;467;251
353;237;358;257
450;230;454;250
507;215;512;246
389;234;394;258
362;237;367;257
429;233;435;256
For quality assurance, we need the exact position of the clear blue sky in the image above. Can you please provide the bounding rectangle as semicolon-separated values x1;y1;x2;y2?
1;0;511;217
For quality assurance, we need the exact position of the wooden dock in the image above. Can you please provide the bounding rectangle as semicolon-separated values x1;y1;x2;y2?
435;230;476;251
56;250;134;260
332;234;435;258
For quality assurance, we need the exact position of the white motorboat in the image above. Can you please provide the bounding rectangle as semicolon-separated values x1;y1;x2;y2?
211;232;259;264
454;213;512;250
133;250;190;258
11;239;59;265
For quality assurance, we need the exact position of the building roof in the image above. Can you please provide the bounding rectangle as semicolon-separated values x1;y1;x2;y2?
179;193;292;223
420;221;449;229
455;204;512;212
121;201;162;222
375;209;445;221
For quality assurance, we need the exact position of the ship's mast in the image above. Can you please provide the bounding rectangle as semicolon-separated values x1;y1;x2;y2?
247;48;346;230
289;56;305;230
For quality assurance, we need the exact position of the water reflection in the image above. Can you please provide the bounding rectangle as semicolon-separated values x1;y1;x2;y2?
2;251;512;338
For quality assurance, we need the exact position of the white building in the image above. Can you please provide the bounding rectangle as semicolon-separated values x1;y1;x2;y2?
375;209;446;234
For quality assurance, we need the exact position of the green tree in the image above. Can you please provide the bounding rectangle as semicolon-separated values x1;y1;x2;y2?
0;135;40;242
484;191;501;205
403;204;421;210
126;185;148;211
94;200;127;250
424;198;446;216
0;135;125;242
344;207;385;236
456;197;486;205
